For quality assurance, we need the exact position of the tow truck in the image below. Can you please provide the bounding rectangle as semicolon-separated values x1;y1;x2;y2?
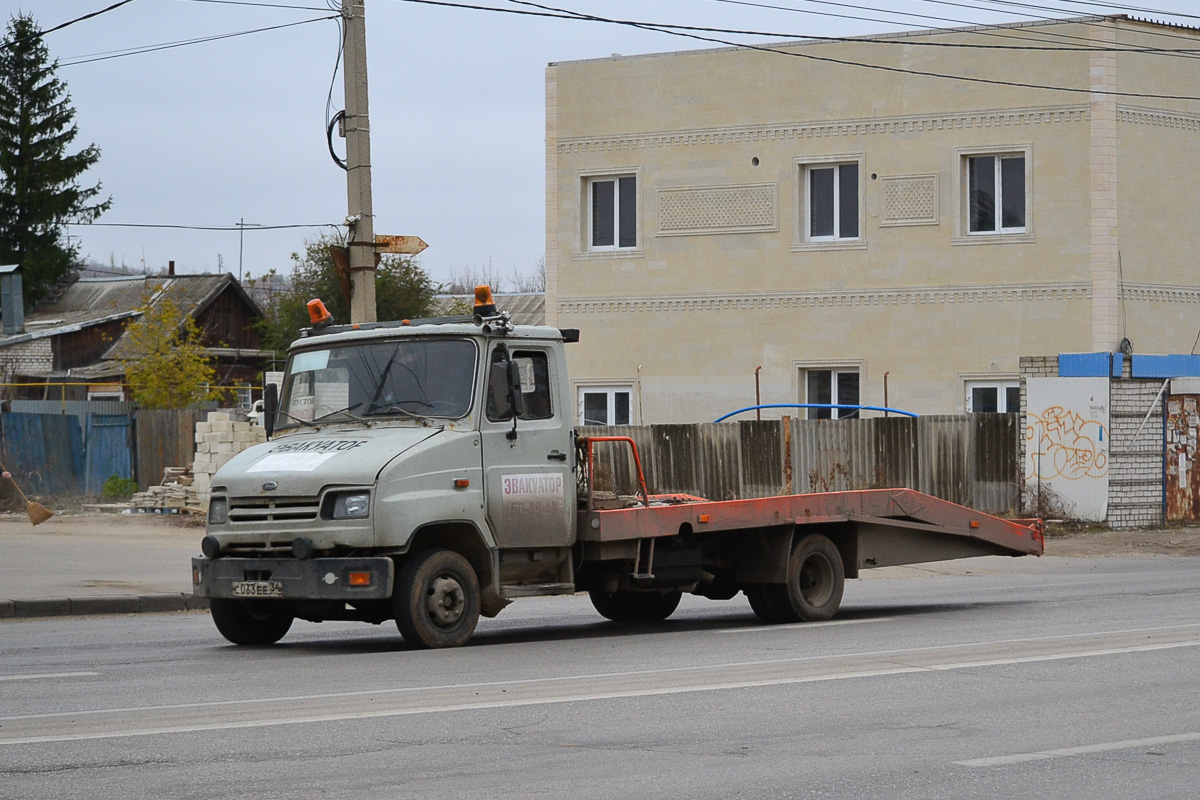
192;289;1043;648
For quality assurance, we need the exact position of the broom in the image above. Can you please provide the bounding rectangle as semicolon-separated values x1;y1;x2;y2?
0;459;54;526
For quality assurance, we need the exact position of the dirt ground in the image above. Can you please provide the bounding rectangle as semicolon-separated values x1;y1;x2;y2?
1045;523;1200;557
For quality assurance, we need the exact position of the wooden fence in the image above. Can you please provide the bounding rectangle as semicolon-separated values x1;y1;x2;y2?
580;414;1021;515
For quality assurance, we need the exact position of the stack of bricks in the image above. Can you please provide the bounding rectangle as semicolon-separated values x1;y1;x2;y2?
192;411;268;506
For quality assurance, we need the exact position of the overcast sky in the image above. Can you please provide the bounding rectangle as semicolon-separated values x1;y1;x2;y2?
3;0;1197;289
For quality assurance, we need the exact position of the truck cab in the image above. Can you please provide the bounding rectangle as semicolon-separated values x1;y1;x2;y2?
194;304;579;648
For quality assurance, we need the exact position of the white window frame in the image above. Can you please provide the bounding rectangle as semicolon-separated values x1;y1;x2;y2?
583;171;639;252
955;145;1032;243
806;163;859;241
796;361;864;420
576;384;634;427
965;379;1020;413
792;154;866;251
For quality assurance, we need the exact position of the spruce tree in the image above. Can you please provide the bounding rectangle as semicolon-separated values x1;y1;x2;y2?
0;13;110;310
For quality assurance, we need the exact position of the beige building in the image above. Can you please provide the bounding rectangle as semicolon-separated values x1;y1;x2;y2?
546;15;1200;425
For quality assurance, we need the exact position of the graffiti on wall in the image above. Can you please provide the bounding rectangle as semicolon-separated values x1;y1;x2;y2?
1025;406;1108;480
1025;377;1110;522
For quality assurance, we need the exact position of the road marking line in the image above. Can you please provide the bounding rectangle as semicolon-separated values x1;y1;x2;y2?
957;732;1200;767
2;636;1199;746
719;617;894;633
0;672;99;682
4;623;1199;724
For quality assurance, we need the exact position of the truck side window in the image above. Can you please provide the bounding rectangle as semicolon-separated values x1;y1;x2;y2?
487;349;553;422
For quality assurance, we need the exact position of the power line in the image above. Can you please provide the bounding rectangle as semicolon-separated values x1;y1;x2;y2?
79;222;334;231
1;0;139;50
393;0;1200;100
708;0;1200;55
58;15;339;66
970;0;1200;23
174;0;332;9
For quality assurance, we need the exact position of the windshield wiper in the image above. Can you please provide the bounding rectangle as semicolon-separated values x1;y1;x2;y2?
314;404;371;424
274;410;317;428
373;403;436;426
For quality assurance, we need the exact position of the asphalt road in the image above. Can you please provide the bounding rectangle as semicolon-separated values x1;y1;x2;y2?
2;554;1199;799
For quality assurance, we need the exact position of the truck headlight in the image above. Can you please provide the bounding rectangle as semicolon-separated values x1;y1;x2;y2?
331;491;370;520
208;497;228;525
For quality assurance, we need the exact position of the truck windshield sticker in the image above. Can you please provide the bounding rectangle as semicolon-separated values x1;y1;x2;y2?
291;350;331;373
247;452;339;473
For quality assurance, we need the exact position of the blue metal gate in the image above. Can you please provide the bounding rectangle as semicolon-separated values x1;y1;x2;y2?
85;413;134;495
0;412;85;496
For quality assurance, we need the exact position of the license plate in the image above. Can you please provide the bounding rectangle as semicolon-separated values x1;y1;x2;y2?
232;580;283;598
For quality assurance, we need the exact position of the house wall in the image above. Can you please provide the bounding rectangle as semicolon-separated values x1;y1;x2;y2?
0;339;52;388
54;320;127;371
195;287;262;350
549;18;1200;424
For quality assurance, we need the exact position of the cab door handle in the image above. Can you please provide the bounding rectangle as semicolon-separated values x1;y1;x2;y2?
547;451;568;461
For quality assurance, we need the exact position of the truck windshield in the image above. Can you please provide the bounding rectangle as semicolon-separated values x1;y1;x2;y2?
276;338;477;429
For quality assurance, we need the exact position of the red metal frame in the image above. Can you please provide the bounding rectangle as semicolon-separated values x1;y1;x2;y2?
583;436;651;508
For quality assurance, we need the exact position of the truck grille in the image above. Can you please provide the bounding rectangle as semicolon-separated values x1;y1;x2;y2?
228;496;320;523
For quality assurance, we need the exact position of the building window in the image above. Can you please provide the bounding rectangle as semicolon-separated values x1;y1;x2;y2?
966;380;1020;413
804;368;860;419
589;175;637;250
967;154;1025;234
578;386;632;426
806;163;859;240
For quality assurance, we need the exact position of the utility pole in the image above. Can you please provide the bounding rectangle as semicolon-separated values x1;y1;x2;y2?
342;0;377;323
235;218;260;283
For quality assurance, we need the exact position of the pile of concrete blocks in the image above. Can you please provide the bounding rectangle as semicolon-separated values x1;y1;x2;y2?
192;411;267;506
128;475;196;513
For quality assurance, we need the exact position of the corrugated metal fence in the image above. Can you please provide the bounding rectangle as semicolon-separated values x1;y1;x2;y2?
0;402;205;498
580;414;1020;515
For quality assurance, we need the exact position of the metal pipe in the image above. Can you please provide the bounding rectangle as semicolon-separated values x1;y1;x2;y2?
754;366;762;421
883;371;890;418
714;403;919;423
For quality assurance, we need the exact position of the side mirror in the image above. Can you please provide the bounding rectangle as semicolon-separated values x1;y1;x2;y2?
264;382;278;439
507;360;526;419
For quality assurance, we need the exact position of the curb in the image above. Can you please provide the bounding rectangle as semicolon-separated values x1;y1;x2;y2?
0;593;209;620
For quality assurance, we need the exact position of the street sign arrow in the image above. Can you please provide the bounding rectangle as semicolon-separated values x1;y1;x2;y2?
375;235;428;255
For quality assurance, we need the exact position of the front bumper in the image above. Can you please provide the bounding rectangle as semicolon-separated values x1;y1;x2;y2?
192;556;394;601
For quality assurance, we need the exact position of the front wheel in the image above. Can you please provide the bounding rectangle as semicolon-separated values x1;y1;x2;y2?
394;549;481;649
209;598;294;645
588;589;682;622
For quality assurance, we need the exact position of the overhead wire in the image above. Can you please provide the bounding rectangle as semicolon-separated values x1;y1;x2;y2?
58;15;339;66
450;0;1200;99
969;0;1200;23
0;0;139;50
714;0;1200;56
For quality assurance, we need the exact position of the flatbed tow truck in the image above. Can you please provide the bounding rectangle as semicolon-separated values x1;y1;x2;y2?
192;289;1043;648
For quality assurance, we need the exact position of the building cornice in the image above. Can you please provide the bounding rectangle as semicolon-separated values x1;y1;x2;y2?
557;282;1094;314
557;104;1089;154
1117;104;1200;132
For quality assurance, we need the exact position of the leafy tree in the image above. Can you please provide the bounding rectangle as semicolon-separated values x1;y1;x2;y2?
120;289;224;410
251;233;438;354
0;13;110;310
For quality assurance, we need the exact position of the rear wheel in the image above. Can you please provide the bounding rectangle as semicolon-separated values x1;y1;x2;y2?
784;534;844;621
745;585;789;623
394;549;481;649
210;598;294;645
589;589;682;622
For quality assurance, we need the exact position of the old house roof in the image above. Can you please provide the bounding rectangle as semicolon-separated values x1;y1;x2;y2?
0;273;269;380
